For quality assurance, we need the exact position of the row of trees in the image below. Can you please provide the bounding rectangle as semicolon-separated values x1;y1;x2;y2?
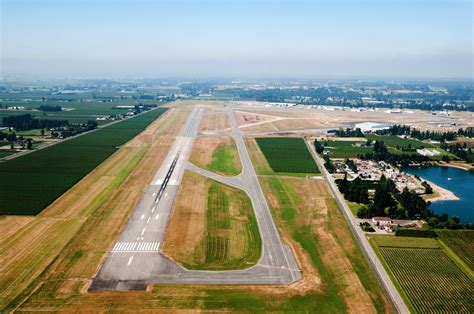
439;142;473;163
376;124;474;142
2;114;68;131
335;127;364;138
37;105;62;112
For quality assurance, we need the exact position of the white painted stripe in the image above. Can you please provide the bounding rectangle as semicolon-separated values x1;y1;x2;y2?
113;243;119;250
138;242;144;250
151;207;155;213
147;217;151;223
164;193;168;197
152;192;156;196
140;214;145;219
141;228;146;236
155;214;160;220
127;256;134;265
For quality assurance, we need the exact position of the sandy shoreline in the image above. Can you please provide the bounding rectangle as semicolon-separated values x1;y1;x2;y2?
435;162;473;172
424;180;459;202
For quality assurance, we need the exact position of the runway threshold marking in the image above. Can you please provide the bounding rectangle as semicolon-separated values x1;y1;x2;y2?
112;242;160;252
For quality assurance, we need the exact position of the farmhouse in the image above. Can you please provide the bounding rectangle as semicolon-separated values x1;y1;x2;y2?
372;217;392;225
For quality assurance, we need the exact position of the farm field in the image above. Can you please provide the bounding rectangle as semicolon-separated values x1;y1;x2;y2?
163;171;261;270
0;105;190;312
189;136;241;176
369;234;474;313
380;248;473;313
0;101;138;126
255;137;320;174
322;140;373;158
437;230;474;270
0;108;167;215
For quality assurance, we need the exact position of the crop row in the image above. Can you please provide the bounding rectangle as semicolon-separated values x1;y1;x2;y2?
436;230;474;270
256;137;320;173
380;248;473;313
0;108;167;215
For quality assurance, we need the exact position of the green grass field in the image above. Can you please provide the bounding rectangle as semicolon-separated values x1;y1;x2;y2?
379;248;473;313
437;230;474;270
324;140;373;158
0;108;167;215
372;235;440;249
207;142;241;176
185;181;261;270
255;137;320;174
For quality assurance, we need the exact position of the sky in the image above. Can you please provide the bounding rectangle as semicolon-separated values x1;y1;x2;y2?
1;0;473;79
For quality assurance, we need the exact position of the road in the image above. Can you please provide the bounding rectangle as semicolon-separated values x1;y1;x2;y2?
305;139;409;314
90;105;300;291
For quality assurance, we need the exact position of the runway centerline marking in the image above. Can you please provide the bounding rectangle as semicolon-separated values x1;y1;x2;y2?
146;217;151;223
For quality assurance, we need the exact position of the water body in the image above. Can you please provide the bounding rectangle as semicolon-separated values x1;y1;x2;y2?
402;166;474;223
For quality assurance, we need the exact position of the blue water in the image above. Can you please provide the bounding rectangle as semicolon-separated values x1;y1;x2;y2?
402;166;474;223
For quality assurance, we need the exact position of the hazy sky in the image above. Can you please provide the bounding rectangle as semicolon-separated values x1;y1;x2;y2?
1;0;473;79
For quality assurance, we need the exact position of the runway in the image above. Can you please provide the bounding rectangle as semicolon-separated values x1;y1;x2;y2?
90;105;301;291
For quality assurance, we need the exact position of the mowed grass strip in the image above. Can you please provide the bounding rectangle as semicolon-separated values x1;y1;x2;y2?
372;235;440;249
437;230;474;271
380;248;473;313
255;137;319;174
0;108;167;215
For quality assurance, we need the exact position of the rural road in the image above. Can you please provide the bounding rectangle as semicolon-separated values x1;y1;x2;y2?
90;105;300;291
305;139;409;314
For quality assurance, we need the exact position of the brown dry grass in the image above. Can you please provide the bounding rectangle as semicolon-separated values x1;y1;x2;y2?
259;175;388;313
161;171;208;263
189;136;232;168
198;107;230;133
0;106;191;311
237;107;473;132
234;110;281;127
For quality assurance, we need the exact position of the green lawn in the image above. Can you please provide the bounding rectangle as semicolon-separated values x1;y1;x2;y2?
0;108;167;215
207;142;241;176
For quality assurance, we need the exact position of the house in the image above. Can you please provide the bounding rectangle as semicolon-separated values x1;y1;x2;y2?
372;217;392;225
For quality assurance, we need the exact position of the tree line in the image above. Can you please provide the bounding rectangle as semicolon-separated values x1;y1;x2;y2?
2;114;68;131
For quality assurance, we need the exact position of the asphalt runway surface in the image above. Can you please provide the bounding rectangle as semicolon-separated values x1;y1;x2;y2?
90;105;301;291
